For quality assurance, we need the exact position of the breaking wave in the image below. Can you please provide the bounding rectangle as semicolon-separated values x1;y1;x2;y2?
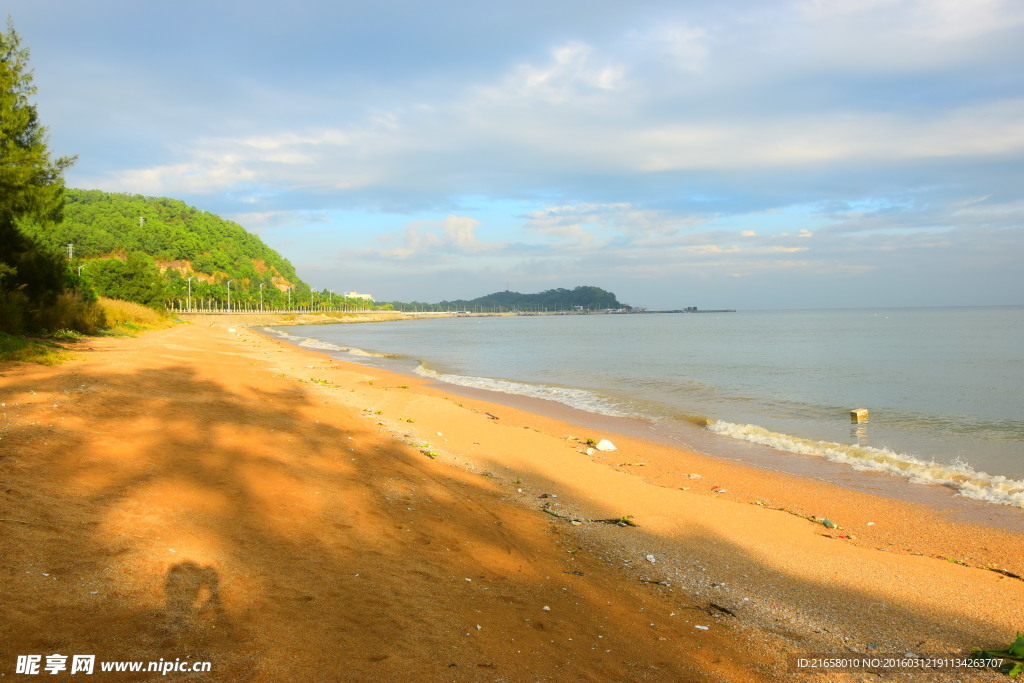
414;364;636;418
299;338;346;352
707;420;1024;508
261;330;399;359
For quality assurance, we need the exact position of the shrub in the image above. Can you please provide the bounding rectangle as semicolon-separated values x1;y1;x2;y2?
32;292;106;334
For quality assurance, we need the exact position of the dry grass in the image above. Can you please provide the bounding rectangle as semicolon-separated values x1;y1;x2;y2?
98;298;174;335
1;299;176;366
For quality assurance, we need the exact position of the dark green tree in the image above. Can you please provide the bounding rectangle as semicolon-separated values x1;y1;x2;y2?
0;19;75;222
88;252;165;309
0;19;95;333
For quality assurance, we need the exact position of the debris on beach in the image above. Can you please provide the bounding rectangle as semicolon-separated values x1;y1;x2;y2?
707;603;737;618
645;554;656;563
593;515;637;527
540;505;637;527
972;632;1024;677
984;565;1023;580
541;506;576;522
595;439;617;451
757;503;844;530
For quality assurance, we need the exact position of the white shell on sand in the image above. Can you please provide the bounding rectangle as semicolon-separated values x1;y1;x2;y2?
595;439;617;451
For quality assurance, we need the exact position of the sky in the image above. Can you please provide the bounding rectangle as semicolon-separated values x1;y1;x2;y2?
7;0;1024;309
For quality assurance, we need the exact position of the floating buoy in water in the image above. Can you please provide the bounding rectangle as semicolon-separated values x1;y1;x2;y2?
850;408;869;423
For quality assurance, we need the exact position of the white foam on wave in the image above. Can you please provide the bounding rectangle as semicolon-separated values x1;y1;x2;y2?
415;364;633;417
707;420;1024;508
274;332;396;359
263;327;303;341
299;338;346;351
347;347;400;358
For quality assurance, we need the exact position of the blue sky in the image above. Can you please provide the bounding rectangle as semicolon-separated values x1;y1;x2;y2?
8;0;1024;308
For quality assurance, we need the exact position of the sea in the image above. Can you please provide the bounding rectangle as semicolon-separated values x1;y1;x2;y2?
264;306;1024;515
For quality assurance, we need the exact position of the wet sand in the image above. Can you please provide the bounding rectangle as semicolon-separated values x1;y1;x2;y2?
1;320;1019;681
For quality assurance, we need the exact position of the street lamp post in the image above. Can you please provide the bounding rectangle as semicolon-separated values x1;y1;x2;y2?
186;276;194;312
226;280;234;312
287;286;292;310
259;283;265;311
77;265;84;276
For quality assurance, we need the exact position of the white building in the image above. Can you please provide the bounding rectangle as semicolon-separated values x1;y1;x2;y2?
344;291;374;301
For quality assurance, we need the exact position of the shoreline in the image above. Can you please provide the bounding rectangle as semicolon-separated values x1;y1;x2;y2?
413;381;1024;534
2;319;1020;680
239;320;1024;653
254;322;1024;568
262;318;1024;534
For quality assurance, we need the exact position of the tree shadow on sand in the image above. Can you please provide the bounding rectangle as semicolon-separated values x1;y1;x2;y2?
0;355;1017;681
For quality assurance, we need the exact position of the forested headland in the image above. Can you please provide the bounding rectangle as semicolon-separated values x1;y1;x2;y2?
19;189;319;311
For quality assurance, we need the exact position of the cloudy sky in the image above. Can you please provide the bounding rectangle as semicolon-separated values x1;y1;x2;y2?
8;0;1024;308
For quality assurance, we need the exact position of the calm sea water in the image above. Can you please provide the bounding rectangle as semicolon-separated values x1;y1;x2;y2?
269;307;1024;508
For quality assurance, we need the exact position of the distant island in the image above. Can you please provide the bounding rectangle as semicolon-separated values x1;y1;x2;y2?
378;288;734;315
379;286;631;313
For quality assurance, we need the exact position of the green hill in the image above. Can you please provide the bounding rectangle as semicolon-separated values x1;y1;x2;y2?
19;189;313;309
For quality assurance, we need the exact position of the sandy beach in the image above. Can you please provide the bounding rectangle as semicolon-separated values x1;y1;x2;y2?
1;318;1020;681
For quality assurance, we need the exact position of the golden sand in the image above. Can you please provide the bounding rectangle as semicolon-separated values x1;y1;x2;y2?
1;319;1019;681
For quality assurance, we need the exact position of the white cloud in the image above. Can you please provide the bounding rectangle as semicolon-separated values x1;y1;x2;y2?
799;0;1024;42
92;89;1024;204
525;202;704;241
494;42;626;103
227;209;329;234
371;215;499;260
631;23;710;71
74;14;1024;207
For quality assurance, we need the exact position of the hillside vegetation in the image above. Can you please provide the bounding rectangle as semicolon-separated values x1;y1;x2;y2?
18;189;314;309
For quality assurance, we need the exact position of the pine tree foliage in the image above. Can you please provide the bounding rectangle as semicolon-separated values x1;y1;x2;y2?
0;19;75;223
0;19;97;333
